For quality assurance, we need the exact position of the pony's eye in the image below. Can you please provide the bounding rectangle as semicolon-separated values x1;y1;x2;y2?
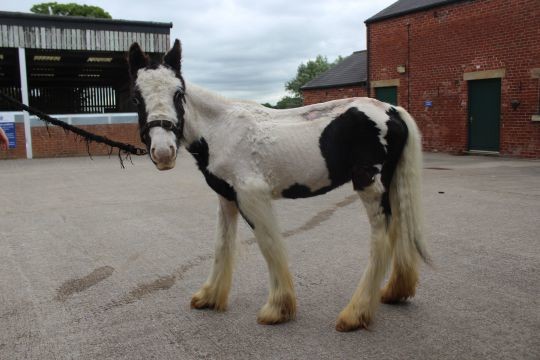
174;90;183;102
132;98;140;105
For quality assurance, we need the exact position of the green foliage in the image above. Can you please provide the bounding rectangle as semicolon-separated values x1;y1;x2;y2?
274;96;303;109
267;55;343;109
285;55;339;98
30;2;112;18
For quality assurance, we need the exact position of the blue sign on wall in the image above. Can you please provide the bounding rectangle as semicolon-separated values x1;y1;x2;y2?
424;100;433;108
0;122;16;148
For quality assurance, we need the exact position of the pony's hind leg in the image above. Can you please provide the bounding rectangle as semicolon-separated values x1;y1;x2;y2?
380;210;419;303
336;178;392;332
191;196;238;311
236;180;296;325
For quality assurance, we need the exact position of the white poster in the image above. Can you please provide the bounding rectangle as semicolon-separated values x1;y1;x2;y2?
0;112;15;123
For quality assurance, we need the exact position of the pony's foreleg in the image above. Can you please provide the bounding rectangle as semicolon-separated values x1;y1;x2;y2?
236;182;296;325
336;179;392;332
191;196;238;311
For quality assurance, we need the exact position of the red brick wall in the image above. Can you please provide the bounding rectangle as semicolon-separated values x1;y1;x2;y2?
302;85;368;105
1;123;143;160
368;0;540;157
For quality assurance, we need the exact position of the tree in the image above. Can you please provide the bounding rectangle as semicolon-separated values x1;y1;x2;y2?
267;55;343;109
274;96;303;109
30;2;112;19
285;55;342;98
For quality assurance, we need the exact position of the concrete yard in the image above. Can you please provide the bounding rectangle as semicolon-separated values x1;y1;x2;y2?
0;152;539;359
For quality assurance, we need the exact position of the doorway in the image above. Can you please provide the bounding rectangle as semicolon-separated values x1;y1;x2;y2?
374;86;398;105
468;78;501;152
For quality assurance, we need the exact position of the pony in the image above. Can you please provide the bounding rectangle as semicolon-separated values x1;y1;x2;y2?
127;39;430;332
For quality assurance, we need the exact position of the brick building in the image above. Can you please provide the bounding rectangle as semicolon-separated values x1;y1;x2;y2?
303;0;540;158
0;11;171;159
301;50;368;105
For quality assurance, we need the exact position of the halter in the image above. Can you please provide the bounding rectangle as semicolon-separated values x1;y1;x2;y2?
139;119;183;146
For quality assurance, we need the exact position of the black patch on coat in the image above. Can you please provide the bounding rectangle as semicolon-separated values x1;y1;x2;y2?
238;209;254;229
379;108;408;217
281;183;335;199
320;107;387;191
281;107;386;198
186;138;254;229
132;89;155;162
187;137;236;202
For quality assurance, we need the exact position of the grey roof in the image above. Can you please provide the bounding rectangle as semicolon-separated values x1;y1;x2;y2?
365;0;467;24
301;50;367;90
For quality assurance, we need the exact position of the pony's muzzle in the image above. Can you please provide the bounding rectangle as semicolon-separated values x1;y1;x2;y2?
151;144;177;170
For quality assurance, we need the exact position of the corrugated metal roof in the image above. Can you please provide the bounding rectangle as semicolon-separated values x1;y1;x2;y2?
301;50;367;90
0;11;172;33
365;0;468;24
0;11;171;52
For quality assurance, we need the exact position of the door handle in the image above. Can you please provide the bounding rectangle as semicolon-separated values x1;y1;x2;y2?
470;116;473;123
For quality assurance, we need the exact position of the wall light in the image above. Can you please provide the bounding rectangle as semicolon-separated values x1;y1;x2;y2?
34;55;61;61
511;100;520;111
87;57;113;63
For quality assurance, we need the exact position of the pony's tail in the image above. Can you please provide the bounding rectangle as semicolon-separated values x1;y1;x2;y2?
389;107;431;266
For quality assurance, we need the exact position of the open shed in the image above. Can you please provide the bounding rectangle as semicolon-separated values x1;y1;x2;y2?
0;11;172;158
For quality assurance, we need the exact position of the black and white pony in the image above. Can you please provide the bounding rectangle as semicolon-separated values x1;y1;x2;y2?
128;40;430;332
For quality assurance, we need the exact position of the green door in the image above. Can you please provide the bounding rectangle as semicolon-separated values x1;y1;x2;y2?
468;78;501;151
375;86;398;105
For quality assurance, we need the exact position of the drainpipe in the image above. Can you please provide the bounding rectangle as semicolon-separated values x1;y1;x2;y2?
407;23;411;111
366;24;371;98
18;47;32;159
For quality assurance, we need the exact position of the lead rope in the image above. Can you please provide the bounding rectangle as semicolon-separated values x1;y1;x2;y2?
0;92;147;168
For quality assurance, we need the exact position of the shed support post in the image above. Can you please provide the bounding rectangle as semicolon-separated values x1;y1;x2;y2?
18;47;32;159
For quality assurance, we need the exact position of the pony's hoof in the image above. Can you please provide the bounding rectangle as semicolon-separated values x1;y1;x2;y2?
190;288;227;311
335;310;371;332
380;291;408;304
380;269;418;304
380;284;416;304
256;297;296;325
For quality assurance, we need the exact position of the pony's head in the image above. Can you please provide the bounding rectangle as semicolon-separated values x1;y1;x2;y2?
128;39;185;170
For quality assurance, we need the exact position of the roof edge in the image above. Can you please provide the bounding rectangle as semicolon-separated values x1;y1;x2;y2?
301;81;367;91
365;0;470;24
0;10;172;28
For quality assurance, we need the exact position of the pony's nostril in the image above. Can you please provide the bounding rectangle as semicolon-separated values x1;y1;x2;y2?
170;145;175;155
151;147;156;157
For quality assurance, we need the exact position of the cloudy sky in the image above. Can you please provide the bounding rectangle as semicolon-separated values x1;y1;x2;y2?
4;0;395;104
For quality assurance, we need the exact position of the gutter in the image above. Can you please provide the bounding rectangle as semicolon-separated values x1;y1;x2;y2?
301;81;367;91
365;0;471;24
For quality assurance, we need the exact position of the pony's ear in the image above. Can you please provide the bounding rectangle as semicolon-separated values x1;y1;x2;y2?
128;42;148;79
163;39;182;73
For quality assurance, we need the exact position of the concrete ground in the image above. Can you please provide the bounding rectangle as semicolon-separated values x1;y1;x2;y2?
0;152;538;360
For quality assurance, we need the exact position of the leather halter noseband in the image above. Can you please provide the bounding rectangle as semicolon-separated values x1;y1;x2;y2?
139;119;183;146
